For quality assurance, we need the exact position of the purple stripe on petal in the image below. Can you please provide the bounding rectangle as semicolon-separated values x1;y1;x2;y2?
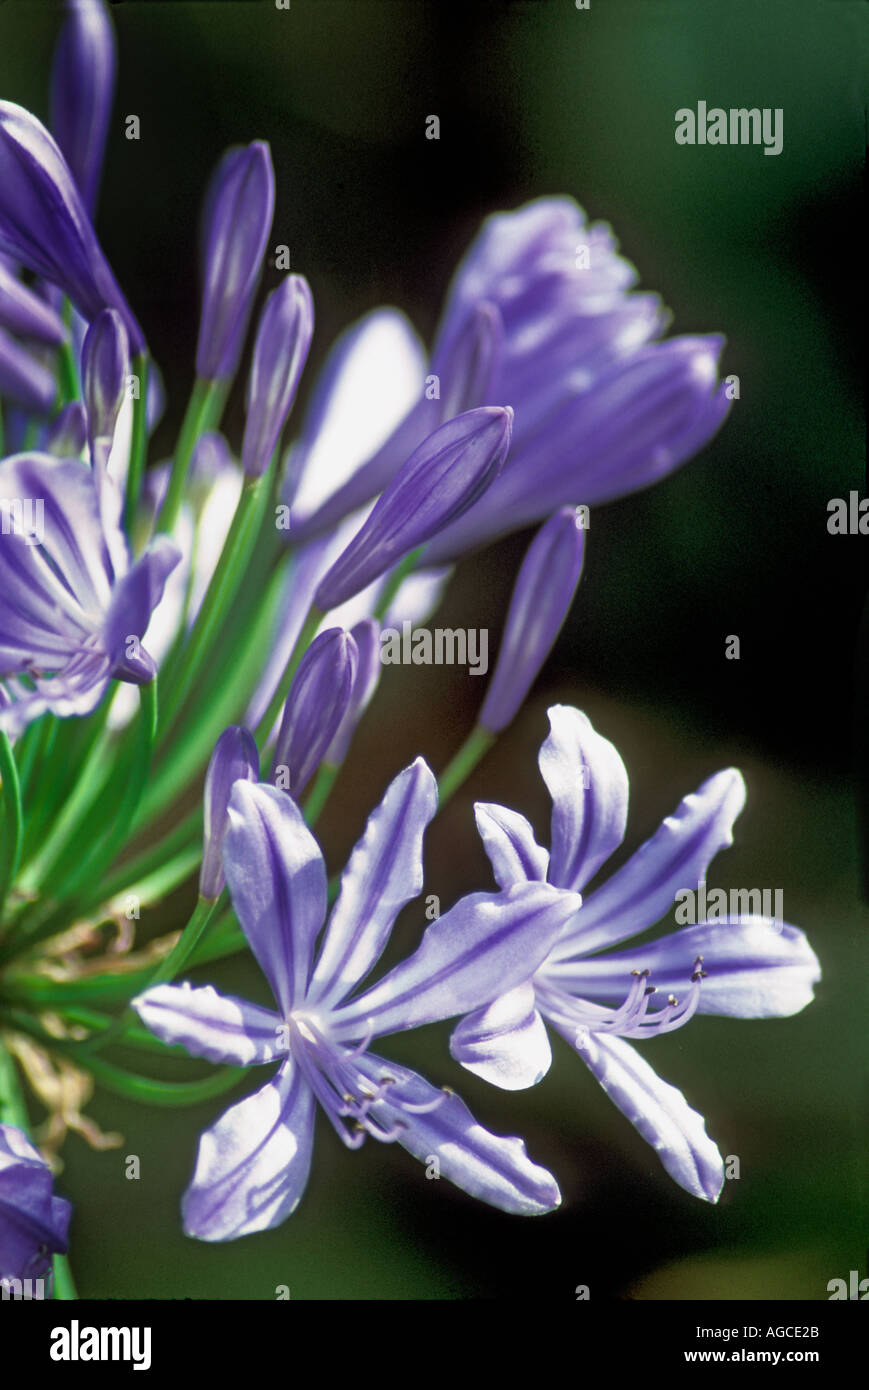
545;918;821;1019
450;982;552;1091
539;704;629;894
357;1053;561;1215
550;1025;724;1203
551;766;747;959
308;757;438;1007
222;781;327;1013
182;1061;315;1242
332;881;581;1039
132;982;284;1067
474;801;550;890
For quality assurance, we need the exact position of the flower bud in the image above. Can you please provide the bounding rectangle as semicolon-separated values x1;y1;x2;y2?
196;141;275;380
0;1123;71;1281
314;406;511;612
0;101;144;351
241;275;313;477
200;725;259;901
324;618;381;765
480;507;586;734
50;0;116;215
271;628;358;798
81;307;128;464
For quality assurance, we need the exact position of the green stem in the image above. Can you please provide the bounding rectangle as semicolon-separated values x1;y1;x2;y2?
303;762;339;826
437;723;496;806
157;474;268;739
53;1255;77;1300
56;342;79;407
61;681;159;900
0;732;23;924
123;352;150;537
0;1037;29;1130
373;546;423;622
254;606;324;758
150;894;218;984
155;377;225;536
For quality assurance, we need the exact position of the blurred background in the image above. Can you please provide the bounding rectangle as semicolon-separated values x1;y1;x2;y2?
0;0;866;1299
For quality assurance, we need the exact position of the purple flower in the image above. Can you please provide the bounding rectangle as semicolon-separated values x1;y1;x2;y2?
0;101;144;352
313;406;512;612
0;327;56;414
0;259;67;345
200;725;259;901
0;1123;71;1283
450;706;821;1202
196;142;275;381
132;769;582;1239
0;453;180;736
81;307;129;468
271;627;358;797
480;506;586;734
50;0;116;216
241;275;313;478
324;618;381;765
289;198;730;559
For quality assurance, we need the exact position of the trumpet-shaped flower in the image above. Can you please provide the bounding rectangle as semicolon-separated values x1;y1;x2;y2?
0;1123;71;1283
133;767;582;1239
0;452;179;735
450;706;821;1202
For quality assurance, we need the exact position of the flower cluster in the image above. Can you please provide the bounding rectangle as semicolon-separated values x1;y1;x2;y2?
0;0;818;1289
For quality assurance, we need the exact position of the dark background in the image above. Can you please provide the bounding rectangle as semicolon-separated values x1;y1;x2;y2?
0;0;866;1299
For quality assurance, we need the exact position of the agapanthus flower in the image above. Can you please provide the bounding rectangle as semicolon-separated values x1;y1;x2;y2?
0;326;57;414
50;0;116;217
271;626;358;797
0;101;143;351
288;198;731;560
0;257;68;345
0;1123;71;1284
133;770;582;1239
196;142;275;382
0;452;179;735
450;706;821;1202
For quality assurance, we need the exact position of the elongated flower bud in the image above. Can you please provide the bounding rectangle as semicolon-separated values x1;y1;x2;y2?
50;0;116;215
0;259;67;345
325;618;381;765
0;326;56;413
45;400;87;456
196;142;275;380
480;507;586;734
272;627;358;797
315;406;512;612
0;101;144;351
200;725;259;901
81;307;128;464
241;275;313;477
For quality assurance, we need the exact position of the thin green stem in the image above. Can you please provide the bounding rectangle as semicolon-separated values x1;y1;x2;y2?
373;546;423;622
437;723;496;807
0;1037;29;1130
53;1255;77;1300
0;732;23;924
155;377;225;536
123;352;150;536
158;474;268;739
303;762;339;826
